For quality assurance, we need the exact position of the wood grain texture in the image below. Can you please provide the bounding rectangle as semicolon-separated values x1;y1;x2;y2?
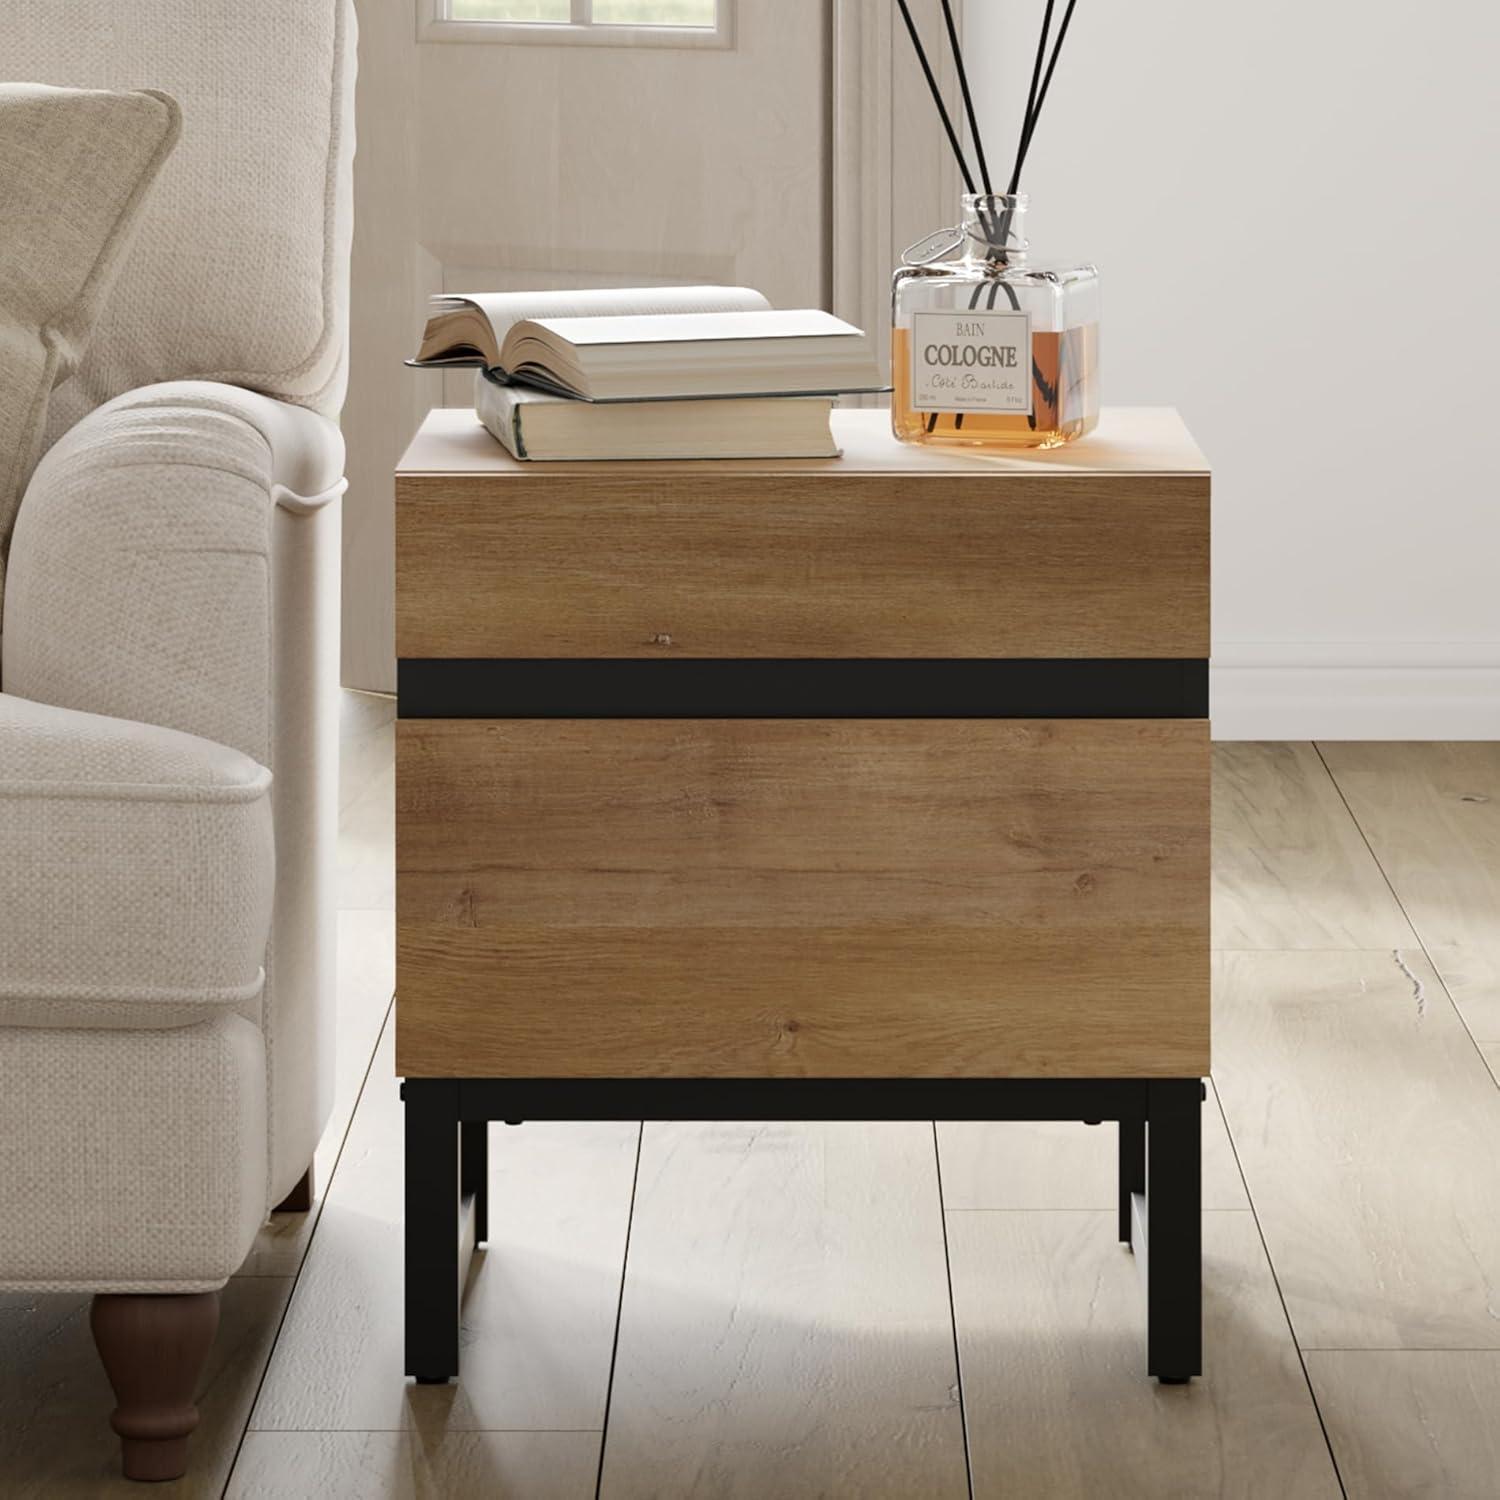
1305;1351;1500;1500
937;1080;1248;1211
396;408;1209;660
597;1121;968;1500
946;1211;1340;1500
1213;949;1500;1349
1320;741;1500;1039
227;1431;601;1500
1212;741;1415;950
396;718;1210;1078
91;1291;221;1482
249;1019;638;1433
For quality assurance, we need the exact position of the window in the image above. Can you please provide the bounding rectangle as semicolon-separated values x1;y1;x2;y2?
423;0;731;47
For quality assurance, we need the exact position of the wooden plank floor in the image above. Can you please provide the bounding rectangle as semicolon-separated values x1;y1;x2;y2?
7;709;1500;1497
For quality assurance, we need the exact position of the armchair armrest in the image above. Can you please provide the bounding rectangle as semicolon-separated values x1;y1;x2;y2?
2;380;343;760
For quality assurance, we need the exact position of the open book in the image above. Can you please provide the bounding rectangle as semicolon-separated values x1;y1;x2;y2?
411;285;885;402
413;285;768;367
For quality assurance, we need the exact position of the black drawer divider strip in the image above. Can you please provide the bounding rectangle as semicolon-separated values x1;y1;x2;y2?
398;658;1208;719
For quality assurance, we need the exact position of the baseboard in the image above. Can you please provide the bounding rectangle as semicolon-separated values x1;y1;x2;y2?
1211;644;1500;740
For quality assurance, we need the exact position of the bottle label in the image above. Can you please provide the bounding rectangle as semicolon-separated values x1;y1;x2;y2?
910;310;1032;414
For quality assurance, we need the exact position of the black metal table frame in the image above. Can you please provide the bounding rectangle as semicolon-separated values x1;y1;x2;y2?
403;1076;1204;1385
400;657;1210;1388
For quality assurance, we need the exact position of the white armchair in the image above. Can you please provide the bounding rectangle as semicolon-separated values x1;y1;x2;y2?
1;2;355;1482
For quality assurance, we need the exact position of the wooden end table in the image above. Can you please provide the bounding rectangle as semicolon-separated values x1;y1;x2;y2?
395;406;1211;1385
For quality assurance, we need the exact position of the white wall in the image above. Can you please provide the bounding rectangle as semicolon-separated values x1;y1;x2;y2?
966;0;1500;737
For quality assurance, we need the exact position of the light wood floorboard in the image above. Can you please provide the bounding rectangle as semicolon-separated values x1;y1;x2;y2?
947;1210;1340;1499
0;1277;290;1499
1214;947;1500;1349
1321;741;1500;1040
1481;1040;1500;1089
225;1430;601;1500
1213;740;1415;949
597;1121;969;1500
339;690;395;912
241;908;394;1276
937;1082;1248;1211
1305;1350;1500;1500
249;1016;638;1434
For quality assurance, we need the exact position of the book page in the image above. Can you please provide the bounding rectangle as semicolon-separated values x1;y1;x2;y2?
527;308;861;347
434;285;770;362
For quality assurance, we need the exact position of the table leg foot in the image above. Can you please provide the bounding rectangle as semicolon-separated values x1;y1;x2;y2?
404;1079;462;1383
1143;1078;1202;1382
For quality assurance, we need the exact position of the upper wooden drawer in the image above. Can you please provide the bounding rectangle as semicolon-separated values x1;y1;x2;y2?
396;407;1209;660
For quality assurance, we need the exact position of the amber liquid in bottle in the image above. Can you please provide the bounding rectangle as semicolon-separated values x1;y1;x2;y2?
890;323;1099;450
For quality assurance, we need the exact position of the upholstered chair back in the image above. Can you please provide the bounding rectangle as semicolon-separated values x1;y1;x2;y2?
11;2;356;449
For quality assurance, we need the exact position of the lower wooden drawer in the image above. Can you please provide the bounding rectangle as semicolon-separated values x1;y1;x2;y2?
395;718;1209;1079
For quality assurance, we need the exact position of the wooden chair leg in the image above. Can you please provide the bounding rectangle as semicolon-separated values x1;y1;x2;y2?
90;1290;220;1482
273;1164;315;1214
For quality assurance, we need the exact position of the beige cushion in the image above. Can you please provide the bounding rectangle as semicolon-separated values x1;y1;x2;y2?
0;692;274;1030
0;83;180;627
0;1014;267;1289
12;1;358;443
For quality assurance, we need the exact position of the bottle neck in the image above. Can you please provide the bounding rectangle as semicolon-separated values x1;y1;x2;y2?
962;193;1028;265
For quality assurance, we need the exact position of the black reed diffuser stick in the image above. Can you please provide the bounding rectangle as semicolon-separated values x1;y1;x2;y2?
895;0;978;196
895;0;1082;203
940;0;991;194
1009;0;1056;192
1009;0;1079;191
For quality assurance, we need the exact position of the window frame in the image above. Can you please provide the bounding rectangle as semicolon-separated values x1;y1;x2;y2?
419;0;734;49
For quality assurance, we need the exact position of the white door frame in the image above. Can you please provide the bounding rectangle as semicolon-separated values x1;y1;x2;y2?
830;0;963;385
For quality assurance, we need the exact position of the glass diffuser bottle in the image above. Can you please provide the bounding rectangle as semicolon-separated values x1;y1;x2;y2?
892;193;1099;450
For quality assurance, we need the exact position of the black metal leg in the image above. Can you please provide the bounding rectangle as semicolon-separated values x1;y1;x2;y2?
461;1120;490;1246
398;1076;1200;1385
404;1079;462;1383
1119;1116;1145;1247
1144;1079;1202;1383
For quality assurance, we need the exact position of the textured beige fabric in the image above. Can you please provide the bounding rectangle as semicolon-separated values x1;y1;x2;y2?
4;383;341;755
11;1;357;443
0;83;180;632
4;381;342;1206
0;1;353;1285
0;692;273;1030
0;1014;266;1290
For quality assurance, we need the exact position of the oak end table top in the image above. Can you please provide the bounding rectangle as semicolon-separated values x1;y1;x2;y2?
397;405;1208;481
